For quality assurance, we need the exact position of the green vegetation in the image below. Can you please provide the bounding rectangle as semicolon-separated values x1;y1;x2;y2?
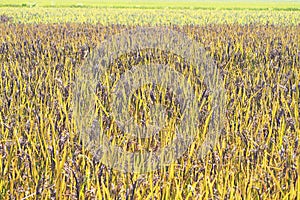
0;0;300;10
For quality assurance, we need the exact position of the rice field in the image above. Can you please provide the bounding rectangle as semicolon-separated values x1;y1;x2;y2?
0;1;299;199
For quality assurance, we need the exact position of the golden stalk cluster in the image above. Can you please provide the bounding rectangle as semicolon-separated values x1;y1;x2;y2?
0;21;299;199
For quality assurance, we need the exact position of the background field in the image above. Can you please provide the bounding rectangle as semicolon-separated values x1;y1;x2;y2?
0;0;300;10
1;7;300;25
